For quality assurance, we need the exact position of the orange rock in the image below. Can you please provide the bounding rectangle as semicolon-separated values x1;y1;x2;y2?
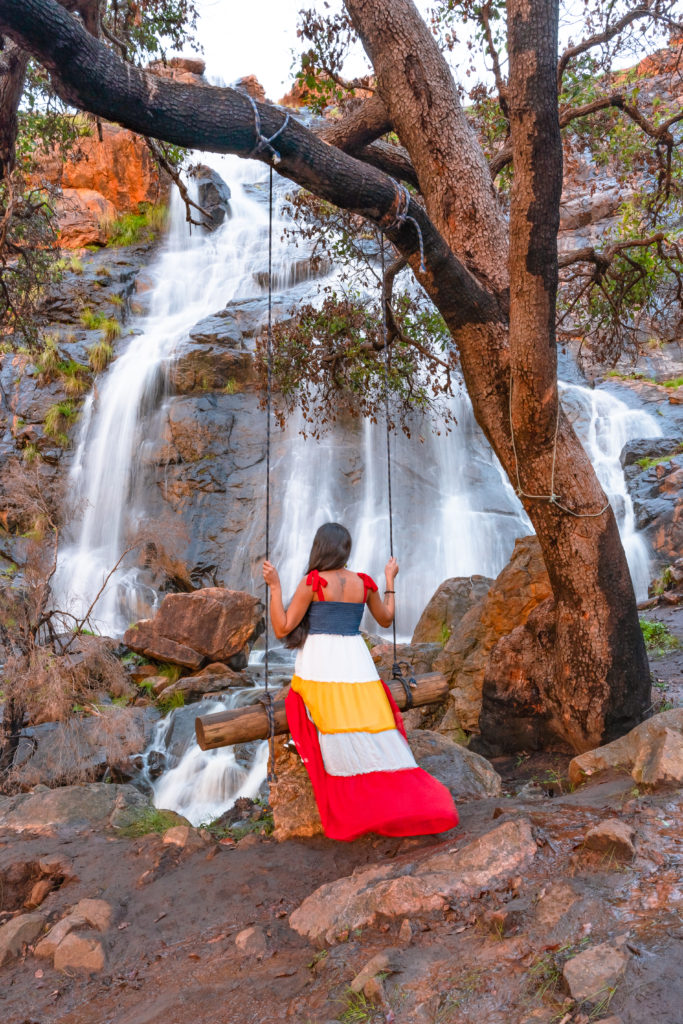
60;123;163;212
55;188;116;248
235;75;266;102
148;56;206;86
434;535;552;734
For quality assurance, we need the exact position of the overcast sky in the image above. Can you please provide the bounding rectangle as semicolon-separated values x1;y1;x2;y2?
186;1;664;101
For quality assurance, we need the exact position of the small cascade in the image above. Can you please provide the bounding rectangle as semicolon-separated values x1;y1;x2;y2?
560;382;662;600
139;691;269;826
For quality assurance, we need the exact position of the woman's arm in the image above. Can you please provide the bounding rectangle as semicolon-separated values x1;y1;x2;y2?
367;557;399;628
262;562;312;639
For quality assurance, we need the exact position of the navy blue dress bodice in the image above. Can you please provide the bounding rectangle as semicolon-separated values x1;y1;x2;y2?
308;601;364;636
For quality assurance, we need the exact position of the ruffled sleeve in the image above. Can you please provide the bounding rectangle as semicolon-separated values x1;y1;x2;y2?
357;572;378;603
306;569;328;601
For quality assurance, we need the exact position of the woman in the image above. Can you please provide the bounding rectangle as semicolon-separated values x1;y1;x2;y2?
263;522;458;841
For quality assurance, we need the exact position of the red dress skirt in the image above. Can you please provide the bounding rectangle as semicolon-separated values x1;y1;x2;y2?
285;571;459;841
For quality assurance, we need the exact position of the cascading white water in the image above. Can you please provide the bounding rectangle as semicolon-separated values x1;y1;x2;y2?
272;380;662;636
271;388;531;638
52;157;299;635
559;382;661;600
139;690;269;826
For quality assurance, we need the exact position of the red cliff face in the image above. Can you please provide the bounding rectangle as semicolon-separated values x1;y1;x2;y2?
59;122;163;213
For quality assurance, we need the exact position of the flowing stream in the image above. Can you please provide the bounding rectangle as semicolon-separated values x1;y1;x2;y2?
52;157;662;823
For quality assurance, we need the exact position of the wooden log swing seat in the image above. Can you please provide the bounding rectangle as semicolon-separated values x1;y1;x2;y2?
195;672;449;750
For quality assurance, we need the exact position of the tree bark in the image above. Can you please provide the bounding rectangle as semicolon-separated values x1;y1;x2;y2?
0;37;28;175
0;0;651;750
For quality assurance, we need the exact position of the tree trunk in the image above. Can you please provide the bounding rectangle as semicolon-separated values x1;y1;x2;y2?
346;0;650;750
0;37;28;175
0;0;651;750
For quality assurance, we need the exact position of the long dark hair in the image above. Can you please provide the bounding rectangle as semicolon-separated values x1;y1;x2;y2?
283;523;352;649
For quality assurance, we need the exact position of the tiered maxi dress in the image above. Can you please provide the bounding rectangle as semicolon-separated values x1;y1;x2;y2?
285;570;459;841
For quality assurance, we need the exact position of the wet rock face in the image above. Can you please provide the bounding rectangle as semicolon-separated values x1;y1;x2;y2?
124;587;265;670
411;575;493;645
189;164;232;231
433;535;552;737
568;708;683;788
621;438;683;564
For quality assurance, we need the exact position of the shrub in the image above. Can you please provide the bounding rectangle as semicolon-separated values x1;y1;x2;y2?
640;618;680;655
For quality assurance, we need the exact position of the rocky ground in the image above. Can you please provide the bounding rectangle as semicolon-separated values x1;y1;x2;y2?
1;709;682;1024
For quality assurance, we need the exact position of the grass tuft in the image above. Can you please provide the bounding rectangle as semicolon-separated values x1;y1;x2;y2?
640;618;680;656
104;203;169;246
118;806;184;838
87;339;114;373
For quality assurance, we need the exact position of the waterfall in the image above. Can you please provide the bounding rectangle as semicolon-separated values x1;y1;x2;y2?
559;382;661;600
52;157;298;635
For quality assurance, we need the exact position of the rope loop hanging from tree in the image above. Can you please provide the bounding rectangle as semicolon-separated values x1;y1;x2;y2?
380;181;427;273
245;93;290;164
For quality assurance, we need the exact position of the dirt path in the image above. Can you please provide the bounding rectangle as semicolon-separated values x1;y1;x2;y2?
2;775;682;1024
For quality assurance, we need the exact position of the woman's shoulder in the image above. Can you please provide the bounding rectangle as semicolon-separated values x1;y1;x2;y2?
357;572;378;592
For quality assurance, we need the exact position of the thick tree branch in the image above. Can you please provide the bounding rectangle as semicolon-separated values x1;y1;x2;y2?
0;0;505;333
318;94;420;188
0;37;28;174
318;92;390;149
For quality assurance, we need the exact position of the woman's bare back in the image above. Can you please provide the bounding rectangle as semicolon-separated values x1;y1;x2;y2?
310;568;366;603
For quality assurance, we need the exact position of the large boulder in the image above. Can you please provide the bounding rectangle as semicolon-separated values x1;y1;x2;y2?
433;535;552;736
0;783;150;835
289;818;537;944
160;662;252;701
411;575;493;645
621;438;683;564
568;708;683;789
123;587;264;669
405;730;502;799
476;597;569;755
148;56;206;85
188;164;232;231
55;188;117;248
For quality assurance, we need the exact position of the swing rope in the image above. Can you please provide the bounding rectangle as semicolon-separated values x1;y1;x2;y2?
380;232;416;709
262;164;276;783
